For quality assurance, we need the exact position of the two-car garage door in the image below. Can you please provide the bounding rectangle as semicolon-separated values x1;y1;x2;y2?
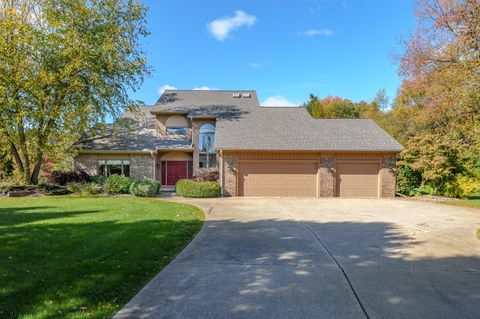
238;160;380;197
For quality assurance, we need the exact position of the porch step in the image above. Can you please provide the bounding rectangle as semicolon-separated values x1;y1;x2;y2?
160;186;175;192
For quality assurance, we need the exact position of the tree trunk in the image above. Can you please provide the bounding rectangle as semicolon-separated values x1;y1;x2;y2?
10;143;25;173
30;153;43;185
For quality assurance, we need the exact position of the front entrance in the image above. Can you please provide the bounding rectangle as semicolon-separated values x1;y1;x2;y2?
162;161;190;186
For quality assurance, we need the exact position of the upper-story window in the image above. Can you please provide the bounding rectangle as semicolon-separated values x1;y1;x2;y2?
199;124;216;168
165;115;188;135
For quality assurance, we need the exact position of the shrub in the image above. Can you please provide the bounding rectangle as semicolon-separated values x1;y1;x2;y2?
396;164;422;196
442;174;480;198
81;183;103;195
193;170;219;182
41;184;69;196
48;171;90;186
176;179;221;198
104;174;134;195
129;179;160;197
90;175;107;185
66;182;83;193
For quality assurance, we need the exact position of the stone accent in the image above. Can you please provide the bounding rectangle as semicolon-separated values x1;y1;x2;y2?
130;155;155;180
74;154;98;175
381;156;397;197
223;155;237;197
319;156;335;197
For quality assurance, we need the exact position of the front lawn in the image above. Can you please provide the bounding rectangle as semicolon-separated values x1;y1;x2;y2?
0;196;204;319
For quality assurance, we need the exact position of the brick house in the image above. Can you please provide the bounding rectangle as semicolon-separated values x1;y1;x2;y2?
75;90;403;197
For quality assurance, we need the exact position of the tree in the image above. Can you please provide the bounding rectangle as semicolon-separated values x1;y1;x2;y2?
304;95;360;118
393;0;480;196
0;0;150;184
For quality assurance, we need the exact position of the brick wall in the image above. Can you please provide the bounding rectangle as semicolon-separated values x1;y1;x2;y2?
381;156;397;197
130;154;154;180
74;154;98;175
319;156;335;197
223;154;237;196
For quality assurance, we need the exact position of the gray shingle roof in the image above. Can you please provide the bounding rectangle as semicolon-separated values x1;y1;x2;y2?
77;107;191;152
215;106;404;152
78;90;403;153
151;90;258;119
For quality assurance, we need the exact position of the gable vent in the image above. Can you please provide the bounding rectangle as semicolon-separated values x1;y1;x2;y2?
232;93;241;98
242;93;251;98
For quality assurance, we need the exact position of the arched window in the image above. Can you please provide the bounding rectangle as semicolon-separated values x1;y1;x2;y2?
199;124;216;168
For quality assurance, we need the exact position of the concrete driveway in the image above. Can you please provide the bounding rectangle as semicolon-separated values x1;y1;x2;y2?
115;198;480;319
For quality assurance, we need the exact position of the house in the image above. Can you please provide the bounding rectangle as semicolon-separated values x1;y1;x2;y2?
75;90;403;197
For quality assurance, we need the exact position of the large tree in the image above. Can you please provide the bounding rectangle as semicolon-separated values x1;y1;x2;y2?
0;0;149;184
393;0;480;195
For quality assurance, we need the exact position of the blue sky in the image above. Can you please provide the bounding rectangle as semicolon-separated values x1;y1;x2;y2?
131;0;415;106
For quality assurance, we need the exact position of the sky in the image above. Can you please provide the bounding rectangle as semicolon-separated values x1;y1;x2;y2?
130;0;416;107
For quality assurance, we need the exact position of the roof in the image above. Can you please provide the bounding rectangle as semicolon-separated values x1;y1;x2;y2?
215;107;404;152
77;90;403;153
77;107;191;152
150;90;259;118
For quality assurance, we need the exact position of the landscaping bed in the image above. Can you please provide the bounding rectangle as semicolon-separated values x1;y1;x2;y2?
0;196;204;318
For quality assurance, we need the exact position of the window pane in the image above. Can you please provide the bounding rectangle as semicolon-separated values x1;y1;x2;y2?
123;165;130;177
208;154;217;168
199;124;215;134
199;133;215;152
99;165;106;176
99;160;106;165
123;160;130;165
108;165;122;175
166;127;188;135
199;154;208;168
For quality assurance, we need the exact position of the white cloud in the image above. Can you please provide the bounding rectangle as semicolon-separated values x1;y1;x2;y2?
298;28;333;37
207;10;256;41
192;86;217;90
157;84;177;95
248;62;264;69
261;96;299;107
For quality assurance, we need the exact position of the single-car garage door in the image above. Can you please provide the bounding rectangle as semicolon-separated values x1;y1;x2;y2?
336;162;380;197
238;161;318;197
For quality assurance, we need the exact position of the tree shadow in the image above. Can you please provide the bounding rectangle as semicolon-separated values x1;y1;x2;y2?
0;207;102;226
117;217;480;319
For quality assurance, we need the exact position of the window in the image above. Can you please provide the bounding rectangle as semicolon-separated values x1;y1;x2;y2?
165;115;188;135
199;124;216;168
99;160;130;177
166;127;188;135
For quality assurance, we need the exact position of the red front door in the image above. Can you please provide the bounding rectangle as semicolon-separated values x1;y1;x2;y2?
166;161;188;186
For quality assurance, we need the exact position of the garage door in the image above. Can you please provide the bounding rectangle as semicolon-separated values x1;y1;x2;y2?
238;161;318;197
336;162;380;197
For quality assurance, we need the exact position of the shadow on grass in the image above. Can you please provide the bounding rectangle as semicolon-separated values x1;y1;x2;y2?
0;213;202;318
117;218;480;319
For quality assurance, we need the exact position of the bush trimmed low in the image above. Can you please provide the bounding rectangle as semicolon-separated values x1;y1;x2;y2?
66;182;82;193
176;179;221;198
104;175;134;195
129;179;160;197
81;183;103;195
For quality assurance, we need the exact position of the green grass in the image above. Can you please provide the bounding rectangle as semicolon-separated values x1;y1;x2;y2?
477;228;480;240
446;192;480;209
0;196;204;319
